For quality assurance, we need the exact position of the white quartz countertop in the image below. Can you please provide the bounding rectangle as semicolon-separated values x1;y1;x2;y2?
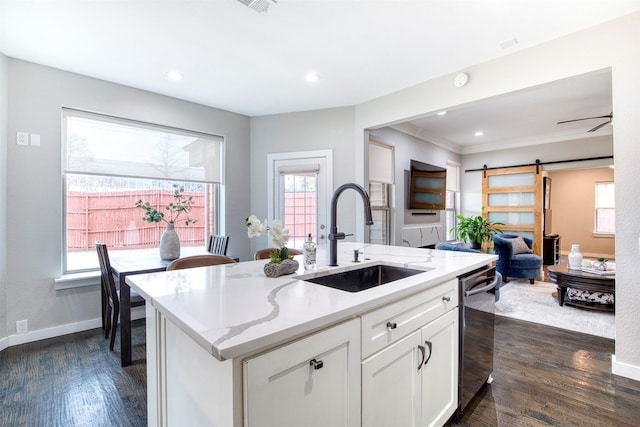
126;243;497;361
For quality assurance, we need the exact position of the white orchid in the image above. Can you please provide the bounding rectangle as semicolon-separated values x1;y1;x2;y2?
269;220;289;249
245;214;292;263
245;215;268;238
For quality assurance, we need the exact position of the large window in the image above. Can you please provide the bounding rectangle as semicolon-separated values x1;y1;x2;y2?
368;141;394;245
595;181;615;234
369;182;390;245
63;109;223;273
445;161;460;241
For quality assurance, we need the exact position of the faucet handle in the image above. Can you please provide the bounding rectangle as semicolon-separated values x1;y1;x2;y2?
329;231;352;241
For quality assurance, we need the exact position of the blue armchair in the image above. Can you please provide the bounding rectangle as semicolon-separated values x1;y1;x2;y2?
435;242;501;301
492;234;543;284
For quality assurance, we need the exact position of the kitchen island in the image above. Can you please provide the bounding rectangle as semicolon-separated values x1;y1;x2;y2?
127;242;497;427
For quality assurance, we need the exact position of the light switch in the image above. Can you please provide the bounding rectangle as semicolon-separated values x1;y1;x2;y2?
17;131;29;146
30;134;41;146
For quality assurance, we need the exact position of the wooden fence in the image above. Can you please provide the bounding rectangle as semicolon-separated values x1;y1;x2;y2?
66;189;206;251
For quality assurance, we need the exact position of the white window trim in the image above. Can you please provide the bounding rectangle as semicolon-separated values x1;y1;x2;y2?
267;149;333;225
55;271;101;290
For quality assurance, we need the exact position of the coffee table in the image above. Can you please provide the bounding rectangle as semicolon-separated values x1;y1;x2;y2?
547;264;615;312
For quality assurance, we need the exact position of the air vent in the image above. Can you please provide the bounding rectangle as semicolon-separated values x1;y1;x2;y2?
236;0;277;13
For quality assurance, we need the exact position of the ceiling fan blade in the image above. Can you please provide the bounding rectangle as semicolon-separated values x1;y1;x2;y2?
588;120;611;132
557;114;612;125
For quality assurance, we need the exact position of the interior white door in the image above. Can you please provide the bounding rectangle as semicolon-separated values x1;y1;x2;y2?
268;150;332;249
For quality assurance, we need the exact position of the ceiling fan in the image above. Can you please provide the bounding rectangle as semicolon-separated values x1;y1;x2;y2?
557;112;613;132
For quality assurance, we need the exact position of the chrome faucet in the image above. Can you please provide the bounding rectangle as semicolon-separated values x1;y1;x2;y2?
328;183;374;266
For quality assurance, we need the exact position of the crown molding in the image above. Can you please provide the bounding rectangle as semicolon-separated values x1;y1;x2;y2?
388;122;612;155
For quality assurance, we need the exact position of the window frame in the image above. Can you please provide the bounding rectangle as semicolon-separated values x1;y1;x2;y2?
594;181;615;236
368;181;390;245
445;161;460;241
61;109;224;274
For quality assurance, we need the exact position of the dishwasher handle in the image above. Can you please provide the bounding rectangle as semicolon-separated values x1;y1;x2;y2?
464;276;499;297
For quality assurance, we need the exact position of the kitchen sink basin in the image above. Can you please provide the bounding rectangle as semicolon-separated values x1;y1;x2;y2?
304;264;428;293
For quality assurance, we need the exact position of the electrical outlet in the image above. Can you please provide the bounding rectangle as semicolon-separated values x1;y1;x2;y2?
17;131;29;146
16;320;28;334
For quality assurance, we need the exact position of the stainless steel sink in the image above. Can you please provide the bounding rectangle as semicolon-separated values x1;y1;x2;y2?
304;264;428;292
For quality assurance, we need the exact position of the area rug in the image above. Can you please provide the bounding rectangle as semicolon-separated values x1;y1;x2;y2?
495;279;615;340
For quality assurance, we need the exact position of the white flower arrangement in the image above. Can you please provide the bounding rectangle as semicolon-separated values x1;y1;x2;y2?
245;215;292;263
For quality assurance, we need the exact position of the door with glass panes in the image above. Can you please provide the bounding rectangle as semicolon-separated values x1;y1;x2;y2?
482;165;542;254
268;151;331;250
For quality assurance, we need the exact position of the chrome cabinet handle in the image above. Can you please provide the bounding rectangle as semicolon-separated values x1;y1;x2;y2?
442;296;451;302
386;321;398;330
423;341;433;366
310;358;324;370
417;345;426;371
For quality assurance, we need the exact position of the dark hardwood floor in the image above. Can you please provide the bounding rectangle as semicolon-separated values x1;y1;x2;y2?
0;320;147;427
1;317;639;426
448;316;640;426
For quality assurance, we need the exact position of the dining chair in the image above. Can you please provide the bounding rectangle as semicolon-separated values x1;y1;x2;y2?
96;242;146;351
166;254;237;271
207;234;230;255
254;248;302;260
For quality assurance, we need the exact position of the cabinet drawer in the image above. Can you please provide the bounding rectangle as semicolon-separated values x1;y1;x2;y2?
361;279;457;359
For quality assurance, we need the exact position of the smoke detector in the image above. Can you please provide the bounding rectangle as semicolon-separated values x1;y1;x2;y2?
236;0;277;13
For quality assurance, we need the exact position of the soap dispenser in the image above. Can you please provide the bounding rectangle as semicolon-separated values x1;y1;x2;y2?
303;233;317;270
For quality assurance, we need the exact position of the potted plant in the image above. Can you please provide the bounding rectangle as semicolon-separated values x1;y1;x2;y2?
245;215;299;277
136;184;197;260
451;207;504;250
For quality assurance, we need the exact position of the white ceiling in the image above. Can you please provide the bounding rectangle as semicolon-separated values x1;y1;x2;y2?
395;69;613;154
1;0;638;150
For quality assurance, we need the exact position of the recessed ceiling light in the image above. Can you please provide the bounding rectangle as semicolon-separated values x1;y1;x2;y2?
437;111;447;116
305;72;320;83
475;131;484;137
166;71;184;81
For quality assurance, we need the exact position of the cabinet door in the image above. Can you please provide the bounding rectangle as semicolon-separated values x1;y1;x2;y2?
410;171;447;210
362;330;423;427
420;308;459;427
244;319;361;427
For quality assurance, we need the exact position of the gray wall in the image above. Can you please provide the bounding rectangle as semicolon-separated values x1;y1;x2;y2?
249;107;355;258
368;127;461;246
4;59;250;337
0;54;8;343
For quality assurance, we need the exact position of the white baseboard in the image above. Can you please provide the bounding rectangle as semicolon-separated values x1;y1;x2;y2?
2;307;146;348
612;354;640;381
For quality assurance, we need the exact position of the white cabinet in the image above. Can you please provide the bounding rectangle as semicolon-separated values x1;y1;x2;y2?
244;318;361;427
420;309;459;427
243;279;458;427
361;279;457;358
361;280;459;427
362;330;423;427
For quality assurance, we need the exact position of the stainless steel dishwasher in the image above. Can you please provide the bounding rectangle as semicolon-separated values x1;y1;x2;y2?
457;265;498;415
